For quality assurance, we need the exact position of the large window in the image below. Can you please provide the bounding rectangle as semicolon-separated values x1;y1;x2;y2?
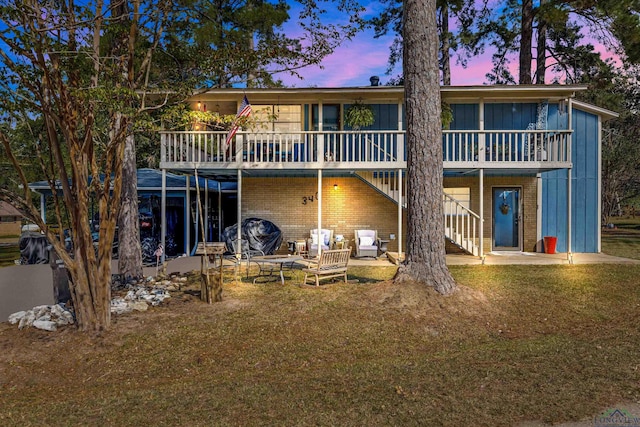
251;105;302;132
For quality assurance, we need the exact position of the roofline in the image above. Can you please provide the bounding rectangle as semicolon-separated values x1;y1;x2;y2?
572;99;619;120
192;84;589;103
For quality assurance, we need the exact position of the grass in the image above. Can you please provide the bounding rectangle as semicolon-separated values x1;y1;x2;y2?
602;216;640;260
1;264;640;426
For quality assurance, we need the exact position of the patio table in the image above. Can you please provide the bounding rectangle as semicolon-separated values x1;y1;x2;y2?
251;255;303;285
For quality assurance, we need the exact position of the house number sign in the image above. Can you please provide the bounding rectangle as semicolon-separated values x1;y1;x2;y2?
302;192;319;205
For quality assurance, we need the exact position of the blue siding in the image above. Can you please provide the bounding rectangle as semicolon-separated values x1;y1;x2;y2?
450;104;478;130
345;104;399;130
541;108;600;253
485;103;537;130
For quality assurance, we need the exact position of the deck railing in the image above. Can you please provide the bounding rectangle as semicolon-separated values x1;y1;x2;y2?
160;129;571;168
443;193;481;256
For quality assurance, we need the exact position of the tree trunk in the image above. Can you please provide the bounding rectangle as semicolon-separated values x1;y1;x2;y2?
519;0;533;84
535;0;547;84
395;0;456;295
440;4;451;85
118;132;143;280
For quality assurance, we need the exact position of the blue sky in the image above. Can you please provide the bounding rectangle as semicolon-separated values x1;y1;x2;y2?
273;1;619;88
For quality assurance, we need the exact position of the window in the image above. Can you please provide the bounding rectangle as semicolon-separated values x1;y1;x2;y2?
251;105;302;132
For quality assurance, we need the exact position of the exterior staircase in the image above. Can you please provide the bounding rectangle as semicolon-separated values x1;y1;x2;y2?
355;171;481;256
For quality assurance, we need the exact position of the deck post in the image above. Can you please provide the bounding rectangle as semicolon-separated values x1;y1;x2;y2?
237;169;242;260
185;175;191;255
204;178;209;241
479;168;484;259
161;169;166;263
567;97;573;263
397;168;403;261
217;181;222;241
317;169;323;256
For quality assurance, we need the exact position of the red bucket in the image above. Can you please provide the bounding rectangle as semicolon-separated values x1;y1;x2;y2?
543;236;557;254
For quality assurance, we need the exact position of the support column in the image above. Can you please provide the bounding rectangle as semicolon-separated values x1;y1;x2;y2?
567;167;573;263
161;169;166;263
218;182;222;241
317;169;322;255
567;97;573;263
479;168;484;260
397;168;403;261
237;169;242;258
185;175;191;256
204;178;209;242
536;173;543;252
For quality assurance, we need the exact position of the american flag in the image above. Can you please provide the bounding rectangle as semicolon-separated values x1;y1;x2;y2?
224;95;252;151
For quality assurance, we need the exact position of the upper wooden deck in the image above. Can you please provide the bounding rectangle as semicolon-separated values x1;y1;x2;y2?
160;129;572;173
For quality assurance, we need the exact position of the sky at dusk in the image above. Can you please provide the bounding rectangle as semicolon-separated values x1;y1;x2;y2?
273;1;620;88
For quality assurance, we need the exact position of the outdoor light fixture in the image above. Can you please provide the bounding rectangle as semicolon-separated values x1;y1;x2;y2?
334;184;338;191
197;101;201;111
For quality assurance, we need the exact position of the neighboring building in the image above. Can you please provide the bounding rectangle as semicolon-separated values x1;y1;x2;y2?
157;84;617;259
0;201;23;237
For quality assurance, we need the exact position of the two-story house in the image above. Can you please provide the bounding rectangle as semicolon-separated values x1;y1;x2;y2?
158;84;617;261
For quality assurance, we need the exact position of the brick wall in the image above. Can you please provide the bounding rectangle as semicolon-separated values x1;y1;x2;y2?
444;176;539;253
0;221;21;237
242;176;405;253
241;175;538;255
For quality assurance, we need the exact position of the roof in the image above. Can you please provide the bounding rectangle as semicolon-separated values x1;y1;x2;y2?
28;168;237;193
572;99;619;121
0;201;22;217
192;84;590;104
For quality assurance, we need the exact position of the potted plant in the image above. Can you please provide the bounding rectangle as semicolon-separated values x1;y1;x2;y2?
344;100;374;130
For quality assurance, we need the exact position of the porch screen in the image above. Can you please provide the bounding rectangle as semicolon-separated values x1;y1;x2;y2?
251;105;302;132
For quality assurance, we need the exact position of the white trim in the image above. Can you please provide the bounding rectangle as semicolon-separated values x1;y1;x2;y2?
161;169;166;262
597;116;602;252
479;169;484;258
572;99;619;120
237;170;242;258
490;185;524;251
536;173;543;252
317;170;323;255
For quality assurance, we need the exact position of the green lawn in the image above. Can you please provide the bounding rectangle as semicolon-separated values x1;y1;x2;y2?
1;264;639;426
602;216;640;260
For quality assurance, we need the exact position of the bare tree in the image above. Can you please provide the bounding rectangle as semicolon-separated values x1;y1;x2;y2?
395;0;456;294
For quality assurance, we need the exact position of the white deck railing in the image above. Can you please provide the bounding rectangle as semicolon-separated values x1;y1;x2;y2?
160;129;571;169
443;193;481;256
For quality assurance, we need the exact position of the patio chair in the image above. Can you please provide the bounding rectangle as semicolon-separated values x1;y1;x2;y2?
307;229;334;257
354;229;379;258
226;238;265;277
